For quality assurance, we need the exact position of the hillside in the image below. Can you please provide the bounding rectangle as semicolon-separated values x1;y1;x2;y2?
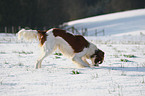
67;9;145;36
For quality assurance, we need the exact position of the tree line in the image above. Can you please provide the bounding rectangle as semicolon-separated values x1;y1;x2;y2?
0;0;145;30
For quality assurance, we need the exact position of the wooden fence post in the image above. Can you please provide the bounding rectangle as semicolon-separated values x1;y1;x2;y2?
103;29;105;36
18;26;21;31
72;26;74;33
85;28;87;36
81;28;83;35
12;26;14;33
5;27;7;33
95;29;97;36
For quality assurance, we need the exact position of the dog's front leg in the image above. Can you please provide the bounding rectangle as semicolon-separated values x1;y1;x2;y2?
72;56;90;68
82;57;90;66
36;44;56;69
36;51;48;69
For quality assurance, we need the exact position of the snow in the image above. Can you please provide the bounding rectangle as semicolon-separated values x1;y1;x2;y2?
67;9;145;36
1;9;145;96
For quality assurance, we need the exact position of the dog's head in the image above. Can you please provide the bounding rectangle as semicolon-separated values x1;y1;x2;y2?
90;49;105;66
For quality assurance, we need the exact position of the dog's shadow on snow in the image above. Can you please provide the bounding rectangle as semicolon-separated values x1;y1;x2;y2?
98;66;145;72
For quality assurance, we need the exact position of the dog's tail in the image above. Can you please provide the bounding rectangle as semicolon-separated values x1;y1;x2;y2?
18;29;38;41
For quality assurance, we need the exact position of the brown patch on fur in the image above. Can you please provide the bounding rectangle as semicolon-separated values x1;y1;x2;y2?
52;28;90;53
37;30;48;46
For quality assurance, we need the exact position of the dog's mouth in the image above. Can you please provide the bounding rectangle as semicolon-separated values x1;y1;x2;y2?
95;61;103;66
94;59;103;66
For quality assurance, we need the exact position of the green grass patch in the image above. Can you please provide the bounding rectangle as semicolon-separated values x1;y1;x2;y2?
0;52;6;54
55;56;61;59
72;70;80;74
54;52;62;56
113;54;119;58
4;61;9;64
54;52;62;59
120;59;130;62
123;54;136;58
18;63;24;66
13;51;33;55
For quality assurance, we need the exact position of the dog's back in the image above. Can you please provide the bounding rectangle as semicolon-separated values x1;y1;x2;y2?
53;28;90;53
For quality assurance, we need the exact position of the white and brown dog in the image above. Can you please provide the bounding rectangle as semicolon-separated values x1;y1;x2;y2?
18;28;104;69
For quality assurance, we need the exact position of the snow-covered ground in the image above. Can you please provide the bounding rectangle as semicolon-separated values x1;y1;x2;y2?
1;9;145;96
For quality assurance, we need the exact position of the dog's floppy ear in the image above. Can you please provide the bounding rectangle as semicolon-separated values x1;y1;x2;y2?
96;49;104;58
91;49;104;58
95;49;104;59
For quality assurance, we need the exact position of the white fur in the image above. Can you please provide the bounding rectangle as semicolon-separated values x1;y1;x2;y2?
18;28;98;68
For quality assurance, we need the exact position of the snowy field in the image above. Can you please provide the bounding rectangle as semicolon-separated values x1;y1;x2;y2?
1;9;145;96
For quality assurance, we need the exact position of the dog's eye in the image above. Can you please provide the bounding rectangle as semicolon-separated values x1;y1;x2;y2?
90;54;95;58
